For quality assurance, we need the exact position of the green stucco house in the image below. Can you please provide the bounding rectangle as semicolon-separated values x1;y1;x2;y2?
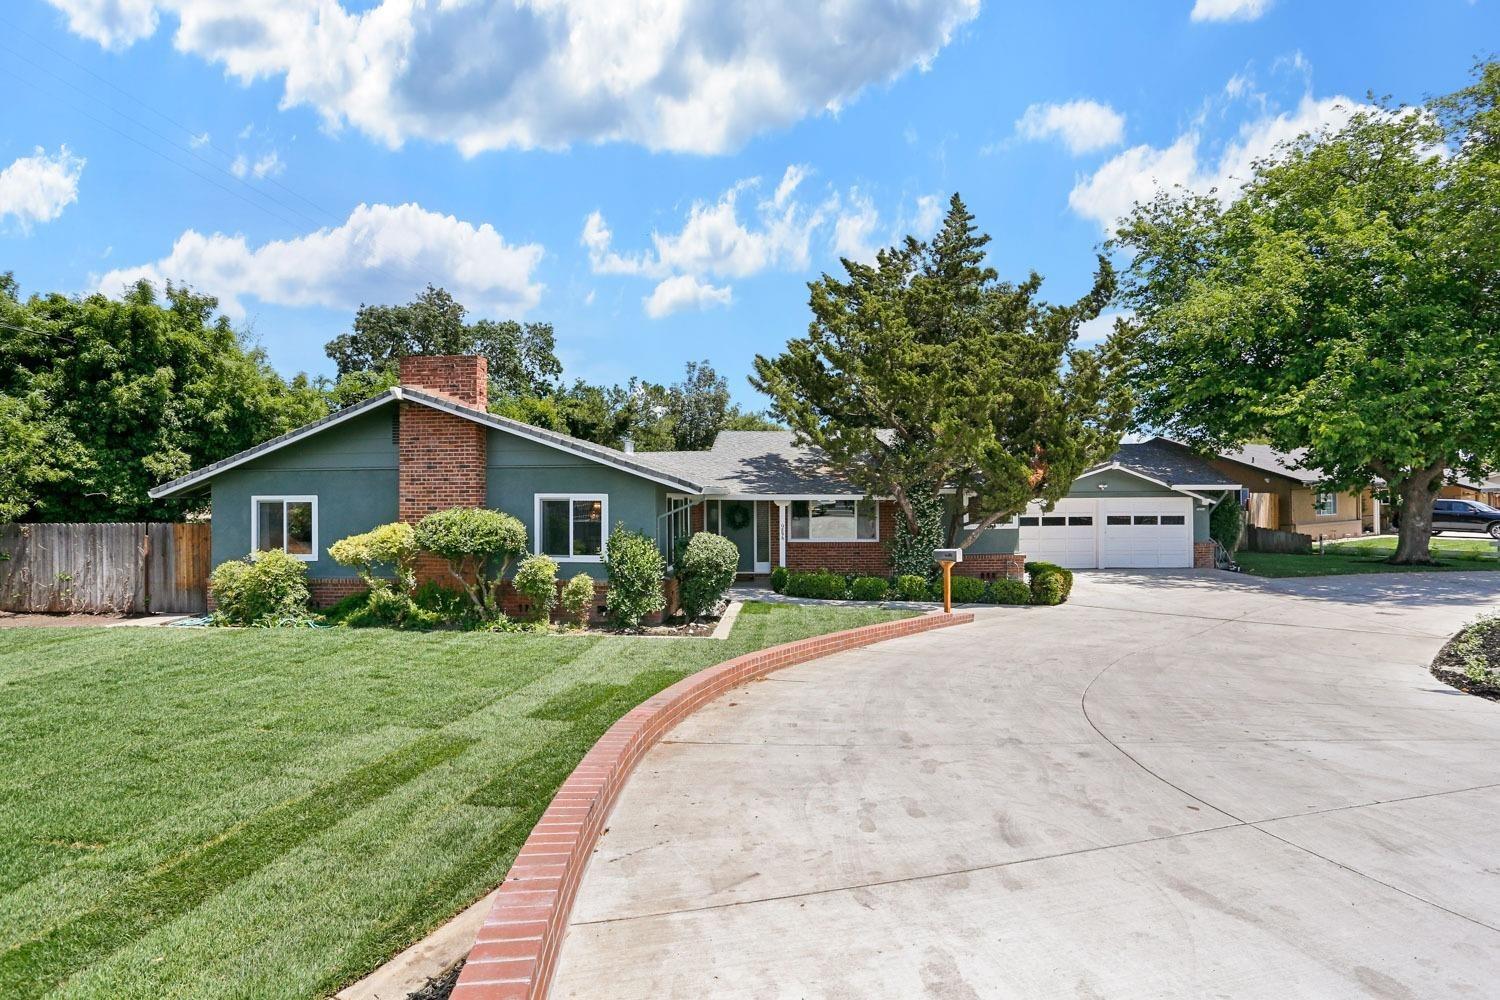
149;356;1238;605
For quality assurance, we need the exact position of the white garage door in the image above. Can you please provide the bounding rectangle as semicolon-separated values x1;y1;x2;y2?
1100;498;1193;568
1017;497;1195;569
1017;499;1099;569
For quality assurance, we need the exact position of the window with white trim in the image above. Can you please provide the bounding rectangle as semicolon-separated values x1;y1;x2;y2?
788;499;878;541
536;494;607;561
1313;491;1338;516
251;495;317;561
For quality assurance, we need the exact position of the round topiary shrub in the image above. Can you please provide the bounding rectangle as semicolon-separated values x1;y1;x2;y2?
1025;561;1072;606
209;549;311;626
413;507;528;618
893;574;930;602
769;565;789;594
604;526;665;629
678;532;739;621
513;554;559;623
560;572;596;627
940;575;987;604
985;578;1032;605
849;576;890;602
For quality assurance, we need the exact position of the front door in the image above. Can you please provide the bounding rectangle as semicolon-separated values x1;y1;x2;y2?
720;500;758;574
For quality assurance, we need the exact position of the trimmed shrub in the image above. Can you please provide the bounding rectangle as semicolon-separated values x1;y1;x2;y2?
604;525;665;629
413;581;474;625
887;488;945;579
209;549;310;626
1026;561;1073;606
769;565;789;594
986;578;1032;605
679;532;738;621
513;554;559;623
560;572;596;627
935;574;986;604
849;576;890;602
414;507;528;618
783;569;847;600
1210;499;1242;553
894;574;930;602
328;522;419;592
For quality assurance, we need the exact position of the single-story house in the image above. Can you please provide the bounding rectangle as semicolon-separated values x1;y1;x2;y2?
1439;476;1493;504
1206;445;1370;540
148;357;1239;606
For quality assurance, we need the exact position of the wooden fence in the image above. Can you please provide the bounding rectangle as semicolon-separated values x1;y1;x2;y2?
0;522;211;614
1242;524;1313;555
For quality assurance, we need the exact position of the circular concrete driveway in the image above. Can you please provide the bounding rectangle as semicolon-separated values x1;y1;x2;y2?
552;571;1500;999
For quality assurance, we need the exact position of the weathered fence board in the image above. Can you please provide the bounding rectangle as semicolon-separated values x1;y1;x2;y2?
0;522;210;614
1243;524;1313;554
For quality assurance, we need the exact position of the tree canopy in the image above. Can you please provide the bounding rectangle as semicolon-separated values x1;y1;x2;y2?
1111;61;1500;563
0;277;327;522
752;194;1131;548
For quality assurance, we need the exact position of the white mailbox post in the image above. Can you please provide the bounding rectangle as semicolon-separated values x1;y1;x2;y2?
933;547;963;613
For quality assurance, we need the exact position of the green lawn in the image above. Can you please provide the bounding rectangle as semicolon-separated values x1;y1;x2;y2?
1236;535;1500;577
0;602;909;1000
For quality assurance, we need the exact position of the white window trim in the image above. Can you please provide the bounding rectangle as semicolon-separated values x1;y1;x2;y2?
1313;491;1338;517
534;493;609;562
787;498;881;543
250;495;319;562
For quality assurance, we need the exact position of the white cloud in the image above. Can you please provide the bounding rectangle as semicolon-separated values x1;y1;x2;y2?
0;146;86;231
46;0;979;156
251;151;283;179
583;169;939;315
1069;93;1372;233
644;275;733;319
45;0;157;49
1190;0;1272;22
229;154;248;179
97;202;544;319
189;131;211;148
1015;99;1126;154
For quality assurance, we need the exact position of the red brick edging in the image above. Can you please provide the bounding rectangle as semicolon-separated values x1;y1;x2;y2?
449;609;974;1000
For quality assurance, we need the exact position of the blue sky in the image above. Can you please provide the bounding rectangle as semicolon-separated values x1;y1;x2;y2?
1;0;1492;406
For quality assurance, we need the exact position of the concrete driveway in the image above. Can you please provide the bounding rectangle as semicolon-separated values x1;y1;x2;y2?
551;571;1500;999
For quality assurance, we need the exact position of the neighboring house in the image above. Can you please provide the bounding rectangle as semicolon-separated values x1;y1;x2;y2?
1439;476;1491;504
148;356;1240;606
1206;445;1368;540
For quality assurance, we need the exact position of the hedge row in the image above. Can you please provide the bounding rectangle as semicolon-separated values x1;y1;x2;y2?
770;566;1068;606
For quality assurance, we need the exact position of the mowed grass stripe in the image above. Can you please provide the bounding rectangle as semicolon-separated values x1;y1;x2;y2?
0;733;473;999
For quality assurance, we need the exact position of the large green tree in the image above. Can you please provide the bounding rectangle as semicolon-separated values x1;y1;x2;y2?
1112;63;1500;563
324;285;562;405
752;194;1130;549
0;277;327;521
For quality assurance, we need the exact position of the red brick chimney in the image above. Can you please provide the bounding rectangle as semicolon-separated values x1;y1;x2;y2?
398;354;488;409
396;355;488;527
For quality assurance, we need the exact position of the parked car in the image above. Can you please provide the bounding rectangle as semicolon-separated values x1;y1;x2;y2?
1430;498;1500;537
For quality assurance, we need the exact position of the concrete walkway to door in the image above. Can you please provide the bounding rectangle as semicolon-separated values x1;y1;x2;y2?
550;570;1500;998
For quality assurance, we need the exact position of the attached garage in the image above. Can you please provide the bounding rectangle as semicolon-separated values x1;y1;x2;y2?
1019;496;1195;569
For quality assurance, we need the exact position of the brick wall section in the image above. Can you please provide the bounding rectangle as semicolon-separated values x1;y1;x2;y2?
1193;541;1216;569
308;578;369;608
399;355;489;409
783;499;897;576
448;608;973;1000
953;553;1026;582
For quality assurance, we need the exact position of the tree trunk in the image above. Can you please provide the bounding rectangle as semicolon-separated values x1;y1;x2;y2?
1390;465;1444;564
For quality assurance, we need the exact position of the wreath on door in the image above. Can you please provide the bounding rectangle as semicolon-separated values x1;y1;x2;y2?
724;504;752;531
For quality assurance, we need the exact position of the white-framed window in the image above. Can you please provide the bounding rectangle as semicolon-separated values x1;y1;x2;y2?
535;494;608;561
788;499;879;542
251;495;318;561
1313;491;1338;516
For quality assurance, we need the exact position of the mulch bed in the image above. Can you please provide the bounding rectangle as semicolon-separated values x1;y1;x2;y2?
406;962;462;1000
1431;618;1500;702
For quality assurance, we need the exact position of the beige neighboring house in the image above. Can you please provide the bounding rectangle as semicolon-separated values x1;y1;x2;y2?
1206;445;1369;540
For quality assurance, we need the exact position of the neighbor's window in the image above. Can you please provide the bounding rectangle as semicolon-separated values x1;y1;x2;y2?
789;499;878;541
252;496;317;560
536;495;607;560
1313;492;1338;516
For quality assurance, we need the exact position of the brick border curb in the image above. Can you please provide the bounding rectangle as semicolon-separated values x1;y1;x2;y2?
449;609;974;1000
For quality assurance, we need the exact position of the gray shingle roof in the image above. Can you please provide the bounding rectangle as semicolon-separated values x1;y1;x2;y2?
1216;443;1322;484
641;431;864;495
1094;438;1241;490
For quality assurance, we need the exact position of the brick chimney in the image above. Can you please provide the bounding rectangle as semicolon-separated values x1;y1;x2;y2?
399;355;488;409
396;355;487;529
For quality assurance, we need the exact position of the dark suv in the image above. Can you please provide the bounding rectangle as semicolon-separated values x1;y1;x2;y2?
1430;498;1500;537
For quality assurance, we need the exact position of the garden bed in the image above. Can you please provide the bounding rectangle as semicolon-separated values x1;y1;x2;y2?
1430;613;1500;700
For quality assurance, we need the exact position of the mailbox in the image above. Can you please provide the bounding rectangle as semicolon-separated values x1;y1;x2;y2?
932;548;963;563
